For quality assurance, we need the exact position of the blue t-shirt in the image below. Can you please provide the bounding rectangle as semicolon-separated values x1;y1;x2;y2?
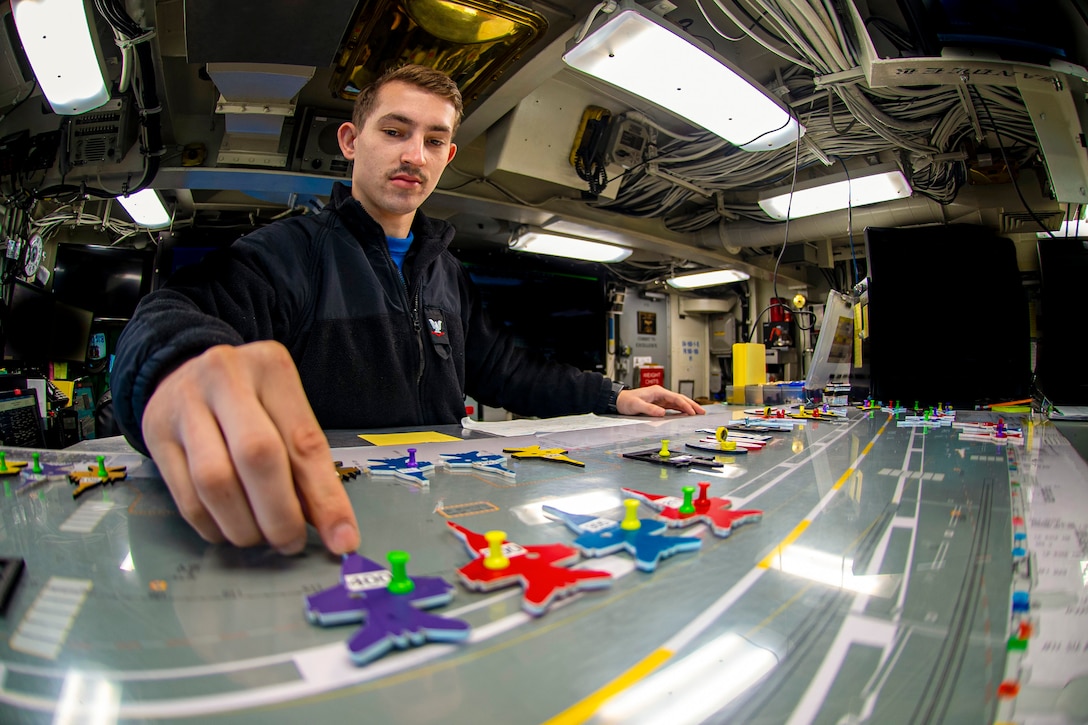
386;232;413;273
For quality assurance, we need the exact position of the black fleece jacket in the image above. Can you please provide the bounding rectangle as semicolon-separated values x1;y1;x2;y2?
113;183;613;454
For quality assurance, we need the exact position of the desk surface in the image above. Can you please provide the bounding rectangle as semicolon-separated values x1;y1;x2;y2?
1;405;1085;724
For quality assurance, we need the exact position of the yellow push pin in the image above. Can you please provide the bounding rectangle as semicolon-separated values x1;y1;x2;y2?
720;440;737;451
657;439;671;458
483;530;510;570
620;499;641;531
798;404;806;415
715;426;728;445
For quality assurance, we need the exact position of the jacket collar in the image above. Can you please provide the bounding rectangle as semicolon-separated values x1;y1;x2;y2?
329;182;454;257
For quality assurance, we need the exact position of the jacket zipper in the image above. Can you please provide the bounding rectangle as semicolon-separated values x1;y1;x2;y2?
381;243;427;409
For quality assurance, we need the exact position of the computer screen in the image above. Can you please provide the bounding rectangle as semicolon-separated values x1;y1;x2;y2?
864;224;1030;408
0;390;45;448
453;245;607;374
2;281;93;364
1036;237;1088;404
51;244;156;321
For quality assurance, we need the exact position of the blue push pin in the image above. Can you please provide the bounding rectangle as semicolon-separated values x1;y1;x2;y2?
1012;591;1031;613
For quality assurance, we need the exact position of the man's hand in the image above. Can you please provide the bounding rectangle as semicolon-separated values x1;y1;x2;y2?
615;385;706;417
141;341;360;556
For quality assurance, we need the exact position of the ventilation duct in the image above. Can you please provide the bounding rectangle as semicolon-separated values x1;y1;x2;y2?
206;63;315;168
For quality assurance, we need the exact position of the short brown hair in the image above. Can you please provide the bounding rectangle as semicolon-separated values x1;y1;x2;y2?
352;64;463;135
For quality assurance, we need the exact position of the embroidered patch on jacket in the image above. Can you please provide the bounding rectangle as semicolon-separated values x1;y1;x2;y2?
428;318;445;337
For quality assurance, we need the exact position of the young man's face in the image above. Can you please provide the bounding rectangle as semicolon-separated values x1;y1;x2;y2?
337;80;458;236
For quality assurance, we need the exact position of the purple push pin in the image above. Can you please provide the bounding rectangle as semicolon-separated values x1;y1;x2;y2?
406;448;417;467
996;419;1006;438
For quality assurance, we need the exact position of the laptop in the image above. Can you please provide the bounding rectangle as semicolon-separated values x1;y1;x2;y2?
0;389;47;449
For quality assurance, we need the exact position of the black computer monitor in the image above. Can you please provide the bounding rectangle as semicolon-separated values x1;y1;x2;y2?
864;223;1030;408
0;389;45;449
2;281;93;364
1036;237;1088;404
51;244;156;322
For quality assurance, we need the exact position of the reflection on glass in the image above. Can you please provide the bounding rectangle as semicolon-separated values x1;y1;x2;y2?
599;632;776;724
770;545;898;597
54;670;120;724
512;489;621;525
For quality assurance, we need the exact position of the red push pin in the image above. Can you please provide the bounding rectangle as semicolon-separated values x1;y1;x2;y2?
695;481;712;512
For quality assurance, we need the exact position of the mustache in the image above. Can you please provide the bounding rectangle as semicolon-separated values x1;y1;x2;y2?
390;164;426;184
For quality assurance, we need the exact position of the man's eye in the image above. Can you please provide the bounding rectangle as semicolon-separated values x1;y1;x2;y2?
383;129;402;137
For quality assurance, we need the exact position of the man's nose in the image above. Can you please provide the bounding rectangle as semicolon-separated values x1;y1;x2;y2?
401;136;426;166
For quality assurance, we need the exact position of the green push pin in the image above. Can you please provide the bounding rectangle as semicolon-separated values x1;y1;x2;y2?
0;451;7;473
657;439;671;458
679;485;696;516
386;550;415;595
96;455;108;478
32;452;42;474
620;499;641;531
914;400;920;411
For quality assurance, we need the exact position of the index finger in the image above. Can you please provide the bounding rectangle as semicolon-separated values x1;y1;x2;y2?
253;353;360;555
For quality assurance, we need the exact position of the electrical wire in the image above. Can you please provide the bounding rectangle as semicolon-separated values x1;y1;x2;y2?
588;0;1041;252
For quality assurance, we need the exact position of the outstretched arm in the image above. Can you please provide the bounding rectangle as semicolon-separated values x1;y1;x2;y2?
615;385;706;417
142;341;360;556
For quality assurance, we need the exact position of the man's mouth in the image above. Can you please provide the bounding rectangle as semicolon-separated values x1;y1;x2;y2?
390;167;425;187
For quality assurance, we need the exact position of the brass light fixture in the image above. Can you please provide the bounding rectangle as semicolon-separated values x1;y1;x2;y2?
330;0;548;105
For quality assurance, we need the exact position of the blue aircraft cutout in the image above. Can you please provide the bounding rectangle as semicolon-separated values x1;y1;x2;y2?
365;454;435;484
542;505;702;572
439;450;516;479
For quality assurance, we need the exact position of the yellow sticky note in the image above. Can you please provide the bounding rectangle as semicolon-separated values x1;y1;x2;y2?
359;431;463;446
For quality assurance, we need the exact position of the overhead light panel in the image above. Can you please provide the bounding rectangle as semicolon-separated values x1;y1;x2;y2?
758;164;913;220
562;3;804;151
11;0;110;115
510;229;631;263
666;269;750;289
117;189;171;229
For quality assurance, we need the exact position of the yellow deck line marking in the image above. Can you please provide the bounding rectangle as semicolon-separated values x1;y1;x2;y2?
542;648;674;725
543;416;893;724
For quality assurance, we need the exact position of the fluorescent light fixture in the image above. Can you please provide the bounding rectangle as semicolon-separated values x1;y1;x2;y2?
510;230;631;263
563;4;803;151
117;189;172;228
543;218;635;248
11;0;110;115
666;269;750;289
758;164;913;220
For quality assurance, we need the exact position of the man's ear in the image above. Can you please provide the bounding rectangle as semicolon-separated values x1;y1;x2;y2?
446;142;457;165
337;122;358;159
